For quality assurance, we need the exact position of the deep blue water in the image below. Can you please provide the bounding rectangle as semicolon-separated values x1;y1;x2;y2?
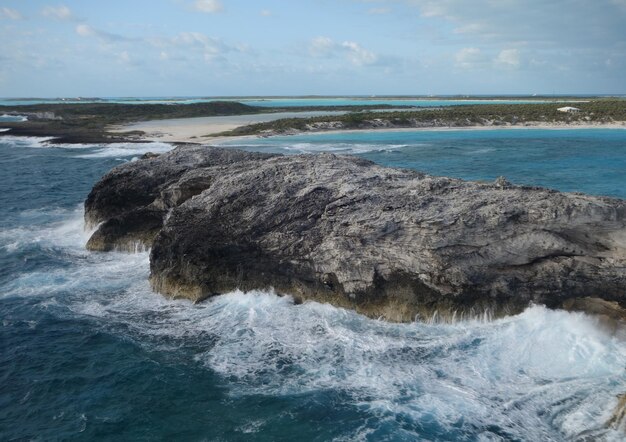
1;131;626;441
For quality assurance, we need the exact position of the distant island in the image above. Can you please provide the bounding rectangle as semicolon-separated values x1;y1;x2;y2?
1;98;625;144
216;100;626;137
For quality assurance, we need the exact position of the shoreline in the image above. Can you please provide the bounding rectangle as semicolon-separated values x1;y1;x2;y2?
120;119;626;145
254;121;626;140
2;116;625;146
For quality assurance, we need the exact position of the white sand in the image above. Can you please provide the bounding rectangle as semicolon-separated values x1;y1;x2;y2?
109;111;345;143
109;113;626;144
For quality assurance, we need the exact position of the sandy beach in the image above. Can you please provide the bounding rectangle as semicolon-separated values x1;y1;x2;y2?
109;111;345;143
109;113;626;144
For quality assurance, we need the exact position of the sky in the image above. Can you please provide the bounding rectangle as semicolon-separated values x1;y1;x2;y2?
0;0;625;97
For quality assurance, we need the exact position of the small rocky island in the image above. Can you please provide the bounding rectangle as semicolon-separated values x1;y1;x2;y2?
85;146;626;322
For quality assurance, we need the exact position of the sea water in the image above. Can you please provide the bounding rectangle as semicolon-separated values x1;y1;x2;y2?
0;97;587;108
220;128;626;199
1;130;626;441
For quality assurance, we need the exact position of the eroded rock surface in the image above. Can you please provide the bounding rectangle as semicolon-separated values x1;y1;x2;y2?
86;146;626;321
84;146;277;251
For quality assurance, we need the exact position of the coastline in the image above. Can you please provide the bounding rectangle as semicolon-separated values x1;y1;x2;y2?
109;118;626;145
1;99;624;145
260;121;626;140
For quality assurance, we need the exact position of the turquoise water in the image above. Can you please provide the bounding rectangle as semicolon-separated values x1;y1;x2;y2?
220;128;626;199
1;130;626;441
0;96;583;108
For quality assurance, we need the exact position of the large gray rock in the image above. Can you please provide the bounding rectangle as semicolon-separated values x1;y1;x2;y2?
84;145;277;251
86;146;626;321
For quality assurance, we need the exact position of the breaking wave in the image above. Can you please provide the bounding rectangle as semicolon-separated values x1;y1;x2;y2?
2;207;625;441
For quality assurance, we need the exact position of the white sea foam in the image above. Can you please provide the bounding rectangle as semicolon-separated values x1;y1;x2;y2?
62;287;626;440
0;114;28;122
72;142;174;158
284;142;411;154
0;206;90;253
221;142;416;154
0;136;174;158
3;205;626;440
0;135;56;147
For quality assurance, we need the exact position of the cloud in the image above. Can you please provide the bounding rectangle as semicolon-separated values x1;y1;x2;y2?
341;41;378;65
496;49;521;68
309;36;335;56
309;37;377;66
42;5;73;21
149;32;242;64
76;24;95;37
401;0;626;48
455;47;485;69
193;0;223;13
75;24;134;43
1;7;22;20
260;10;272;17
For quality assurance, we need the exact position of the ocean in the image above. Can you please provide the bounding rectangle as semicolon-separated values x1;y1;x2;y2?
0;97;587;108
1;129;626;441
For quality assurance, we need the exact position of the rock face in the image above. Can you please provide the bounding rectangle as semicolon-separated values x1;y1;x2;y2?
84;146;277;251
86;145;626;321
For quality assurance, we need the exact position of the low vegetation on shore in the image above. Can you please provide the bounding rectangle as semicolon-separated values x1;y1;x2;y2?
1;99;625;143
0;101;407;143
215;100;626;136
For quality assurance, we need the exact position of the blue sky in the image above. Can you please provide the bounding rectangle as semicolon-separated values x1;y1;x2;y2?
0;0;625;97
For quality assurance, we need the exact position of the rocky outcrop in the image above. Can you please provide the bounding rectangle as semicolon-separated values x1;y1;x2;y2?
84;146;277;251
86;146;626;322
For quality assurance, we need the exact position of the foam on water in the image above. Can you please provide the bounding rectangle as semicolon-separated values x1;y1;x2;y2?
3;207;626;440
3;132;626;440
71;142;174;158
0;136;174;158
220;141;418;155
0;134;56;147
284;142;412;154
0;114;28;122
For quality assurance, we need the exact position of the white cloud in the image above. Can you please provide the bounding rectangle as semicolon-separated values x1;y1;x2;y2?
158;32;239;63
42;5;73;20
75;24;132;43
1;7;22;20
455;47;485;69
309;36;335;56
76;24;95;37
260;10;272;17
341;41;377;65
401;0;626;48
193;0;223;13
496;48;521;68
309;37;377;66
